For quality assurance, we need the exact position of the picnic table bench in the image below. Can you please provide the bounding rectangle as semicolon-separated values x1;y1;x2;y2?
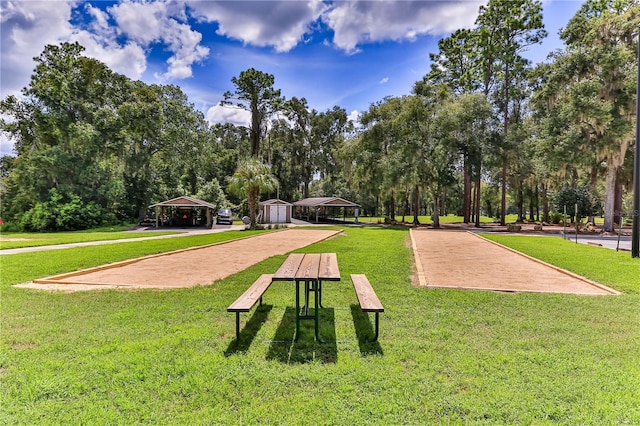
227;274;273;340
351;274;384;342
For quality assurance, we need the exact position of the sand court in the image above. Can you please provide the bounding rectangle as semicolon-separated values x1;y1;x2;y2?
16;227;619;295
410;229;619;295
21;229;341;290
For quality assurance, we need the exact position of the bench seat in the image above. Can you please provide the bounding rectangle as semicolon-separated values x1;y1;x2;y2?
351;274;384;342
228;274;274;340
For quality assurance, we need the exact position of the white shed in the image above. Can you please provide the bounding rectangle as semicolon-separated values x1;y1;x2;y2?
259;199;292;224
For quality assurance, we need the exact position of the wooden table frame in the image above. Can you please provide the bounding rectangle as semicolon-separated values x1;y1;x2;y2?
272;253;340;342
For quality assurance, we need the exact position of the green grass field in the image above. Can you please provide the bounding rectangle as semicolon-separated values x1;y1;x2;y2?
1;227;639;424
0;224;179;250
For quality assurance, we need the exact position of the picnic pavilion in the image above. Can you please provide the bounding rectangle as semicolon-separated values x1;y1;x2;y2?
148;196;217;228
293;197;360;223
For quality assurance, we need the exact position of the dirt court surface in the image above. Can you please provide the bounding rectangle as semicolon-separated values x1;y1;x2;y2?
19;229;341;291
16;227;619;295
410;229;618;295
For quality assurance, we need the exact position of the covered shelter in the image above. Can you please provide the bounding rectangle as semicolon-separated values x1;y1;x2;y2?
293;197;360;223
149;196;217;228
259;199;292;224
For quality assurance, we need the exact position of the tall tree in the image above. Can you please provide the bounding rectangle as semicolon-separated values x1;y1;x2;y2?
222;68;284;158
558;0;639;232
475;0;547;225
532;0;639;232
435;92;494;226
1;42;215;228
0;42;129;223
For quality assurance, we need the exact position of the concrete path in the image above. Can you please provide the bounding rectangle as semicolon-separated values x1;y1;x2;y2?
1;225;256;255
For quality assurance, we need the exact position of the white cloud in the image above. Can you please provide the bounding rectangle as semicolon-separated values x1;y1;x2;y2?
109;0;209;80
206;103;251;127
379;77;389;84
0;0;76;97
0;1;149;92
0;132;15;156
188;0;327;53
322;0;484;54
347;109;360;123
70;28;147;80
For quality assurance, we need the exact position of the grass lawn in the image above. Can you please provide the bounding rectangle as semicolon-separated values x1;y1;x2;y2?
0;224;179;250
1;227;639;424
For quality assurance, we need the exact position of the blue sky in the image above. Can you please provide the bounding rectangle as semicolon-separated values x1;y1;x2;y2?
1;0;586;155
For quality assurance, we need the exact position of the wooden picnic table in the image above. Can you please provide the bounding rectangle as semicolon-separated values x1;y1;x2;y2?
272;253;340;342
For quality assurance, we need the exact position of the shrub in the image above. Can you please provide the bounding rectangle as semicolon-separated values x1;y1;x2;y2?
20;188;111;232
552;185;600;222
0;221;21;232
549;212;565;224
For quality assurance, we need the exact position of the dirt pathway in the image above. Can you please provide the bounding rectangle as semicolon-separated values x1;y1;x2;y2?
410;229;618;295
17;229;341;291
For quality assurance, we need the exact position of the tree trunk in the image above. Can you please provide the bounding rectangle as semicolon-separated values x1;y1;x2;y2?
389;191;396;222
603;166;617;232
463;154;471;223
500;162;507;226
475;171;482;228
533;185;539;222
517;186;524;223
471;180;476;223
614;174;623;226
413;186;420;226
433;189;440;228
248;187;258;229
542;182;549;223
402;195;409;222
475;157;482;227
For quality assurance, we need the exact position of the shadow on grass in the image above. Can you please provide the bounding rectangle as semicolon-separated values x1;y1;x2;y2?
350;305;383;356
224;304;273;355
266;307;338;364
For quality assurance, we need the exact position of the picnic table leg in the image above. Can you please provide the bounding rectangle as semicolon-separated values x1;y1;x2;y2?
295;280;302;342
235;312;241;341
314;278;326;343
317;280;325;308
304;280;311;316
371;312;380;342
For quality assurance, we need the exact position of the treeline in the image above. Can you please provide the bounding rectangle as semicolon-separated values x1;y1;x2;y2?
1;0;639;232
0;42;235;231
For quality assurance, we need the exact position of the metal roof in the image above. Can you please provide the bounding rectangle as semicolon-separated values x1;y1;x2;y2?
293;197;360;208
149;196;217;210
259;199;293;206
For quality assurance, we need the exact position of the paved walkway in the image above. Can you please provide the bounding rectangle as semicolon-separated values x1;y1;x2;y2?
0;225;250;255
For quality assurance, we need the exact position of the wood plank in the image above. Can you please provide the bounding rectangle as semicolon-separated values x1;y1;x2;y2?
319;253;340;281
295;254;320;280
227;274;274;312
351;274;384;312
272;253;305;280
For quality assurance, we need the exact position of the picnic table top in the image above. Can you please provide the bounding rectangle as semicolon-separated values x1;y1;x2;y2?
272;253;340;281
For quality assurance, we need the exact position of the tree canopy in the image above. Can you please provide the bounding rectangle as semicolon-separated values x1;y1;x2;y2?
1;0;639;234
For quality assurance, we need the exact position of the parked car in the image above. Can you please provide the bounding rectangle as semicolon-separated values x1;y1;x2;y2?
216;208;233;225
